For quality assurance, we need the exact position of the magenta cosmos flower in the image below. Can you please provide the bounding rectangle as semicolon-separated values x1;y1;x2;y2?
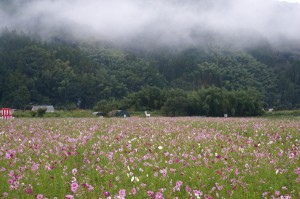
71;182;79;193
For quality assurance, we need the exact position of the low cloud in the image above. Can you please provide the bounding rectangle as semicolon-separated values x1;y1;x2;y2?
1;0;300;48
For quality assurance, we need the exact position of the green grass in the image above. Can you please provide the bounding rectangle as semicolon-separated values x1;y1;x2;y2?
263;109;300;118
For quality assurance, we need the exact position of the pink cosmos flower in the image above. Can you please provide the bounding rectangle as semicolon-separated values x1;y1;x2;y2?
103;191;110;197
71;182;79;193
31;163;39;172
88;185;94;192
132;188;137;195
185;185;191;193
147;190;154;198
174;181;183;191
36;194;43;199
155;191;164;199
25;188;33;194
8;179;13;184
71;187;77;193
176;181;183;187
65;194;74;199
119;189;126;199
8;170;14;177
275;190;280;196
235;168;239;175
294;168;300;175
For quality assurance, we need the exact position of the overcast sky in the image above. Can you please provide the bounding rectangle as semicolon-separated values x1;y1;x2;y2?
1;0;300;48
279;0;300;3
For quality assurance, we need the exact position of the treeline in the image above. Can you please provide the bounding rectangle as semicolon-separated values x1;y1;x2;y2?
0;30;300;116
0;30;166;109
96;87;263;117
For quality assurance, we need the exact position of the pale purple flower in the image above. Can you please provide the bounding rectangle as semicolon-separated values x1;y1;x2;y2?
72;168;77;176
6;152;11;159
119;189;126;199
289;153;295;159
193;190;203;198
262;192;268;197
36;194;43;199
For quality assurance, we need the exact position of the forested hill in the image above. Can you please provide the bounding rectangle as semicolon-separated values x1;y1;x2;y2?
0;30;300;116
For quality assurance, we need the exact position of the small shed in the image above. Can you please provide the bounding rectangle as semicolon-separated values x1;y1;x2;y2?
32;105;55;113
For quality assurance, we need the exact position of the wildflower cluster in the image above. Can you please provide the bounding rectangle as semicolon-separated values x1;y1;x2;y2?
0;117;299;198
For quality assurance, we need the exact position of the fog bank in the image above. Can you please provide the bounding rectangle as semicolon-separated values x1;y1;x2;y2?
1;0;300;48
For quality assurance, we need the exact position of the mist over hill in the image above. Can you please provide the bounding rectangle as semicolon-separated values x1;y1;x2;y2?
0;0;300;115
1;0;300;49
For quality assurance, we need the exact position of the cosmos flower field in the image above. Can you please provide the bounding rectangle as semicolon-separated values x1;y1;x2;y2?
0;117;299;199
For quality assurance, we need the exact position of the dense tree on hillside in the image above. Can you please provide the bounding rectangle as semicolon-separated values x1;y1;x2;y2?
0;30;299;115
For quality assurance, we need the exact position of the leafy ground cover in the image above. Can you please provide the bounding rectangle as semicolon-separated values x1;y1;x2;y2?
0;117;299;198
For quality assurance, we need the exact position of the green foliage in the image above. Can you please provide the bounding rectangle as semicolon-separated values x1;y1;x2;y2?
0;30;300;112
30;111;37;117
37;108;47;117
94;99;121;114
14;110;95;118
159;87;263;117
263;109;300;117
